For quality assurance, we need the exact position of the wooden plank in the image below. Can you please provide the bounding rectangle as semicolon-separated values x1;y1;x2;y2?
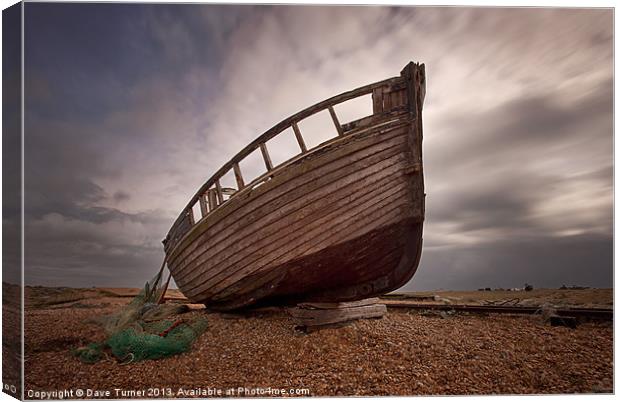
289;302;387;327
341;110;404;133
297;298;380;310
259;142;273;171
401;61;418;119
391;91;400;109
199;194;208;217
187;208;195;226
212;234;404;306
292;122;307;152
215;180;224;204
207;190;218;213
399;89;407;108
233;163;245;189
372;87;384;114
383;88;392;110
328;106;344;136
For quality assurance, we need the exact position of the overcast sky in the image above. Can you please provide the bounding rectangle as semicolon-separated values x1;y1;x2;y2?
21;5;612;290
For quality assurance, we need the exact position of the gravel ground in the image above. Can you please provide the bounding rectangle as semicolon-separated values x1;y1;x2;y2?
23;297;612;398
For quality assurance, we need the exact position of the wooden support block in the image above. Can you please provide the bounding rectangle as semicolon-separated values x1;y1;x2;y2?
549;315;578;329
292;122;307;153
289;298;386;330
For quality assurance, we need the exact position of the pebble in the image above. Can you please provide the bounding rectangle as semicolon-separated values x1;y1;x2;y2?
24;301;613;396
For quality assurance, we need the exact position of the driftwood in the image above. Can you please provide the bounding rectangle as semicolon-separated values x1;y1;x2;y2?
289;298;387;331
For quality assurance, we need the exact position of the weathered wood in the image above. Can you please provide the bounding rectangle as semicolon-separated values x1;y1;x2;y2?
171;131;410;277
180;170;416;299
233;163;245;189
372;87;384;113
205;223;410;308
179;178;411;295
184;192;409;297
180;76;405;214
259;142;273;171
383;87;392;110
215;180;224;205
328;106;344;136
166;117;407;251
174;167;410;288
187;209;195;226
169;122;409;263
292;122;307;153
212;217;402;304
165;62;426;310
176;181;410;293
176;158;412;293
186;189;410;298
341;110;404;133
199;195;208;217
289;299;387;328
297;298;380;309
207;190;218;213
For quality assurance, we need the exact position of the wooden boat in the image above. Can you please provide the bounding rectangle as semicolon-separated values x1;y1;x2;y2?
163;61;426;311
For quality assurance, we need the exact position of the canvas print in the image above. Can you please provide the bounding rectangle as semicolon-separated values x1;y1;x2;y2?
2;2;613;399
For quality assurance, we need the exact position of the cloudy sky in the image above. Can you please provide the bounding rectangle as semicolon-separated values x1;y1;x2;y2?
20;4;612;290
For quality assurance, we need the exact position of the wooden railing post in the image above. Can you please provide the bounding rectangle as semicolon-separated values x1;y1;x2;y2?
292;122;307;153
199;194;208;217
233;163;245;189
259;142;273;171
187;208;195;225
208;189;218;212
372;88;384;114
328;106;344;136
215;180;224;204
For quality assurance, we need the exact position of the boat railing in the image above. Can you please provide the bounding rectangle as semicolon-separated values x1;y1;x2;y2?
164;73;413;250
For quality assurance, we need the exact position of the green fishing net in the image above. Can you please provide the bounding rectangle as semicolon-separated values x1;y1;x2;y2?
73;270;208;364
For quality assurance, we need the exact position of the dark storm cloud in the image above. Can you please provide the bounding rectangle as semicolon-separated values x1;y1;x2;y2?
3;3;23;285
427;81;612;238
21;5;612;290
433;78;613;166
113;191;131;203
406;233;613;291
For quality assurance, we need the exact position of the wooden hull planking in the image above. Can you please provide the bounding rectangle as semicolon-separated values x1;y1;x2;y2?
164;62;426;310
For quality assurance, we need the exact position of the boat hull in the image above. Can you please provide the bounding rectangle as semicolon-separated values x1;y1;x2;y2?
165;62;426;310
